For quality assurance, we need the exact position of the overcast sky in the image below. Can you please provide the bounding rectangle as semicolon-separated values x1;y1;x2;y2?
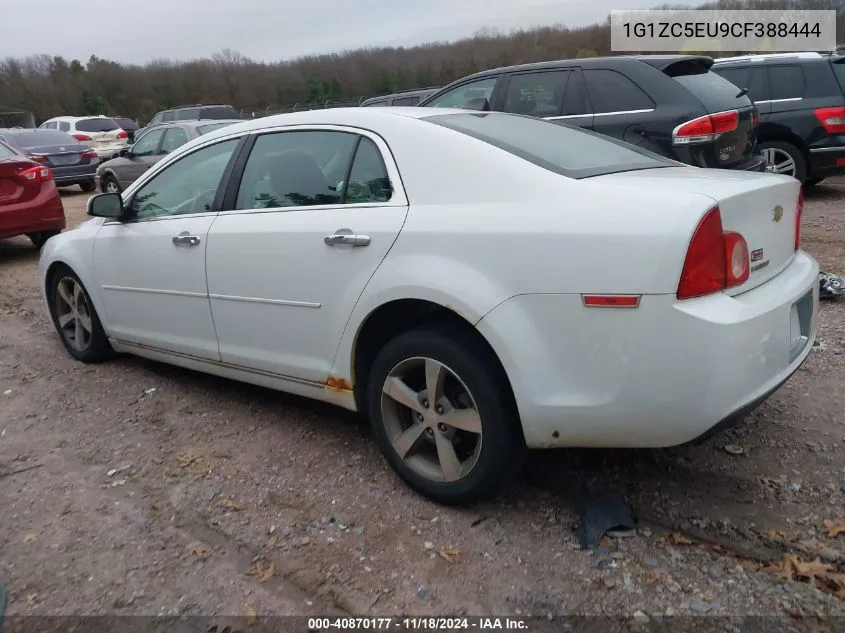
5;0;651;65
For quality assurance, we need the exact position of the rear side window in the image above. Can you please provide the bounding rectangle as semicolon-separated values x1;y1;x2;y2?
58;121;70;132
425;76;498;110
197;122;236;135
503;71;569;117
832;61;845;93
583;69;655;113
768;65;805;100
712;66;770;102
424;112;674;179
673;70;751;112
162;111;175;122
75;118;119;132
345;137;392;203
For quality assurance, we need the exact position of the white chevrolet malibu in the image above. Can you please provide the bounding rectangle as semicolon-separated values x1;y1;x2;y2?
38;107;819;504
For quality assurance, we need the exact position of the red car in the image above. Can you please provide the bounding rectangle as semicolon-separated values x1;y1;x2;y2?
0;138;65;248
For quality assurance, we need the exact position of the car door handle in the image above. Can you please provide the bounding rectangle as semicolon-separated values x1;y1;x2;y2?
324;233;371;247
172;232;201;246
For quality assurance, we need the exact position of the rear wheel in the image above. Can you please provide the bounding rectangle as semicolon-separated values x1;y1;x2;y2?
79;180;96;193
366;326;525;505
805;177;824;188
47;265;114;363
760;141;807;183
101;174;121;194
27;230;60;249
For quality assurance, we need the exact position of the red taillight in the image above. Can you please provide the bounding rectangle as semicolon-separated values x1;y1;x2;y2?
795;188;803;252
677;206;751;300
117;131;128;139
18;165;53;185
673;110;739;145
813;106;845;134
72;134;92;141
751;107;760;127
28;154;48;163
81;150;97;160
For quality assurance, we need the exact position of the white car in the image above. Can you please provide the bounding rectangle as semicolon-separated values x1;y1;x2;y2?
37;108;819;504
39;116;129;160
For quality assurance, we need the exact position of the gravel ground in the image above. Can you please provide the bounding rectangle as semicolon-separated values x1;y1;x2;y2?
0;183;843;620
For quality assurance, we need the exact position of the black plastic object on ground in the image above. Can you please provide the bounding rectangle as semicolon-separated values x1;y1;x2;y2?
577;490;638;550
820;272;844;300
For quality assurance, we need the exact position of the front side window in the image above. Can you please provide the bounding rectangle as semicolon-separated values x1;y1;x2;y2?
503;71;569;117
131;138;239;220
175;108;201;120
391;96;420;106
131;129;165;157
425;77;498;110
161;127;189;154
235;131;358;210
584;69;655;113
424;112;674;179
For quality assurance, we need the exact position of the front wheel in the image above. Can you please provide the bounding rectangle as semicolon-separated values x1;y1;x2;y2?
366;326;525;505
79;180;96;193
101;174;121;194
27;230;60;249
47;265;114;362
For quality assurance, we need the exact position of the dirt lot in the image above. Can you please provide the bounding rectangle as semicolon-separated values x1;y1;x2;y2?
1;185;844;621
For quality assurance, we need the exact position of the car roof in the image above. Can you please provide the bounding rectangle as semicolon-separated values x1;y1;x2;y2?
142;119;241;131
712;51;838;65
43;115;111;122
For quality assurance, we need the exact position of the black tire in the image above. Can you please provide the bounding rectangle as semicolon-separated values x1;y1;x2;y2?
366;325;525;505
805;177;824;188
760;140;807;183
46;264;114;363
100;174;121;194
79;180;96;193
27;230;60;249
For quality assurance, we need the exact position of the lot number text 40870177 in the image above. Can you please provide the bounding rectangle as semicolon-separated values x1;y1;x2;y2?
307;617;529;630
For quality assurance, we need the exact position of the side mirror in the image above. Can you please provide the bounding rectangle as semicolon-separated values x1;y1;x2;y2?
87;192;124;219
119;147;131;157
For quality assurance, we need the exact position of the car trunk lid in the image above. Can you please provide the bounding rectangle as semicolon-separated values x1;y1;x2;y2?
594;167;800;295
0;156;43;205
27;144;89;167
661;57;759;168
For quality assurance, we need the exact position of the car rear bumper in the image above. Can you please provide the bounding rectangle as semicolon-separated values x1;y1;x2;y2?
93;145;128;160
808;144;845;179
53;164;97;184
475;251;819;448
0;188;66;240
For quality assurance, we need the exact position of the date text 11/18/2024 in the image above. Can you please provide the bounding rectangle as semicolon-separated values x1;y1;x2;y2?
307;617;530;630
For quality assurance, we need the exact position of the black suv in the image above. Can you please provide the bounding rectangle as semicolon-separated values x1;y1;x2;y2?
360;87;442;107
711;52;845;184
419;55;765;173
136;104;241;137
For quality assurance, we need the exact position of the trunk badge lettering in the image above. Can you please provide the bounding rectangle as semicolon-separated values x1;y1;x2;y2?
751;248;764;262
772;205;784;222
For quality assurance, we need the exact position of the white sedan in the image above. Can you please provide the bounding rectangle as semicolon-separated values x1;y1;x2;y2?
38;107;819;504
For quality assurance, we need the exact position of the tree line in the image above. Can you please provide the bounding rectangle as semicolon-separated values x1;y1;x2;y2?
1;0;842;125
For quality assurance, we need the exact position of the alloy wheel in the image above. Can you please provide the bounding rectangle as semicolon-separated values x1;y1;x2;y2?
55;277;93;352
762;147;796;177
104;179;120;193
380;356;483;483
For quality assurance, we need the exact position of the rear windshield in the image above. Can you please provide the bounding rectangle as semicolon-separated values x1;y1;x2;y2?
674;70;752;112
2;130;78;148
114;117;137;129
200;106;240;119
76;117;120;132
197;122;237;135
831;60;845;93
423;112;675;179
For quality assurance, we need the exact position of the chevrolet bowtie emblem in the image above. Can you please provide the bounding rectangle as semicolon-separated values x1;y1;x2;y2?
772;205;784;222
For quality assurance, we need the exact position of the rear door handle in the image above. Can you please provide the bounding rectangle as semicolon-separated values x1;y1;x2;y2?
172;231;201;246
324;233;371;247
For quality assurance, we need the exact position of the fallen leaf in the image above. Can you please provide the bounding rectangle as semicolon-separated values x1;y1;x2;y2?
765;528;788;539
23;532;38;543
266;535;279;548
187;542;209;558
26;593;37;608
757;475;781;489
667;532;694;546
822;520;845;538
215;498;242;512
245;560;275;582
244;604;257;626
438;548;461;563
178;453;202;469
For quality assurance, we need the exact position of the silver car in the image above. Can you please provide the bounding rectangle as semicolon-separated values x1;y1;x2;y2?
96;119;240;193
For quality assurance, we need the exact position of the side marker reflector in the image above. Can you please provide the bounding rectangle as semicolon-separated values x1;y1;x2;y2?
582;294;641;308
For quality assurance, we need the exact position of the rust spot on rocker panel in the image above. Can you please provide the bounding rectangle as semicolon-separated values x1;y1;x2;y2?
326;376;353;392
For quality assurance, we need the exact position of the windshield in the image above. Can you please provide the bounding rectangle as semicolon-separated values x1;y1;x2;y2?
423;112;675;179
3;130;78;148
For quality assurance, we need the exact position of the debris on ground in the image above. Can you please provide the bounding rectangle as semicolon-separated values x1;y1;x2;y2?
819;272;845;300
576;491;637;550
723;444;747;456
